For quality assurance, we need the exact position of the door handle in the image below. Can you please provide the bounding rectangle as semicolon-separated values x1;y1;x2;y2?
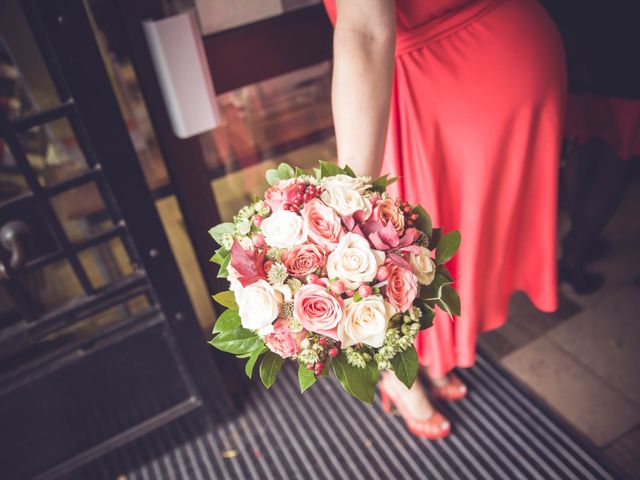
0;220;31;269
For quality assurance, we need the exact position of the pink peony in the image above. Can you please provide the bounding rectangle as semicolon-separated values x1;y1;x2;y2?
302;198;344;250
282;243;327;277
384;260;418;312
264;178;298;212
264;319;306;358
293;283;343;340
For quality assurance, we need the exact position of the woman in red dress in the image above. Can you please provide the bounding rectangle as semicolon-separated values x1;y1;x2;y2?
325;0;566;439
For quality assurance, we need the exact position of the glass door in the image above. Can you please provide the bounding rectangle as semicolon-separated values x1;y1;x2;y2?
0;0;221;478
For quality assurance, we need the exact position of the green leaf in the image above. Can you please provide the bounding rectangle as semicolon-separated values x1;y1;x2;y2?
266;168;279;186
413;206;433;237
435;230;461;264
294;166;306;177
212;309;241;334
259;351;285;389
298;363;317;393
217;253;231;278
245;346;267;379
435;264;454;284
208;223;234;246
369;174;390;193
438;284;461;316
277;162;294;180
209;328;263;355
212;291;238;310
342;164;357;177
331;353;378;404
428;228;442;250
414;298;435;330
319;160;345;178
392;346;419;389
209;247;229;265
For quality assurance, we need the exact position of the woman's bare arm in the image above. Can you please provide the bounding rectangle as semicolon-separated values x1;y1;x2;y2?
332;0;396;177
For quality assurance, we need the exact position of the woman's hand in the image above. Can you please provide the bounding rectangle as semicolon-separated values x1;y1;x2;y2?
332;0;396;178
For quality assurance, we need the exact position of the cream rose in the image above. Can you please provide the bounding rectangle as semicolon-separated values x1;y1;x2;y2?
409;246;436;285
338;295;395;348
238;280;291;335
320;174;372;217
260;210;307;248
326;233;385;289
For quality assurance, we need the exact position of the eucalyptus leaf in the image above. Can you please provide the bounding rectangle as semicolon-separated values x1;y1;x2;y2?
245;346;267;379
208;223;234;246
392;346;419;389
259;351;285;389
266;168;279;186
212;309;241;334
212;291;238;310
209;328;263;355
277;162;294;180
435;230;461;264
298;364;317;393
331;354;378;404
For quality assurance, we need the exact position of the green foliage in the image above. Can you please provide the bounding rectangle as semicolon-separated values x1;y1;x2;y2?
412;205;433;236
212;309;241;334
392;346;419;389
259;351;285;389
208;223;234;246
212;291;238;310
331;353;378;404
210;247;229;265
319;160;346;178
245;346;266;379
428;228;442;250
294;166;306;177
209;327;263;355
414;298;436;330
277;162;294;180
342;164;357;177
217;254;231;278
370;174;399;193
266;169;280;186
435;230;461;264
438;284;461;317
298;364;316;393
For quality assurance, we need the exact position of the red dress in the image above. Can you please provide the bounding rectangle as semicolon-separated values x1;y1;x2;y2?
324;0;566;377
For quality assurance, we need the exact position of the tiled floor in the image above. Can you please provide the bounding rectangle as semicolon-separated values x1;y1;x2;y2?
479;177;640;478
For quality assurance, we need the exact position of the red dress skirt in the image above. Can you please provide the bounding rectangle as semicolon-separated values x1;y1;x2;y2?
324;0;567;377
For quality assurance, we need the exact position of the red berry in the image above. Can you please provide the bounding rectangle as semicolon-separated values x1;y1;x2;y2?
308;185;317;194
318;338;327;347
297;183;306;193
284;203;292;211
315;361;324;370
294;193;303;203
403;205;412;214
328;347;338;358
358;284;372;298
303;193;312;202
410;213;419;221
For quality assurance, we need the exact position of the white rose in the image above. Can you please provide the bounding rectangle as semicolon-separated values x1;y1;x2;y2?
227;264;244;304
409;246;436;285
260;210;308;248
338;295;395;348
320;174;372;216
238;280;290;335
326;233;385;289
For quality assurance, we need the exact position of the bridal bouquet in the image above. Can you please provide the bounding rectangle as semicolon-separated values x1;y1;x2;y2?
208;161;460;404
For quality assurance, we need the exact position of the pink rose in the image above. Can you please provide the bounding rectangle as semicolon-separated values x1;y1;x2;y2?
264;178;298;212
264;319;306;358
302;198;344;250
373;198;404;233
384;260;418;312
282;243;327;277
294;283;343;340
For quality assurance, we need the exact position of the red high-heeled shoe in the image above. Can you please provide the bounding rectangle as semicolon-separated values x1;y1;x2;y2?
379;383;451;440
429;374;468;402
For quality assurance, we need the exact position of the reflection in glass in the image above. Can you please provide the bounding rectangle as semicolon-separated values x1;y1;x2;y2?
0;1;62;119
78;237;133;289
16;259;84;312
0;148;29;205
50;182;113;243
17;117;89;186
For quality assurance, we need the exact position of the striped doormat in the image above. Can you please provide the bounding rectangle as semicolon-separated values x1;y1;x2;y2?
84;352;621;480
